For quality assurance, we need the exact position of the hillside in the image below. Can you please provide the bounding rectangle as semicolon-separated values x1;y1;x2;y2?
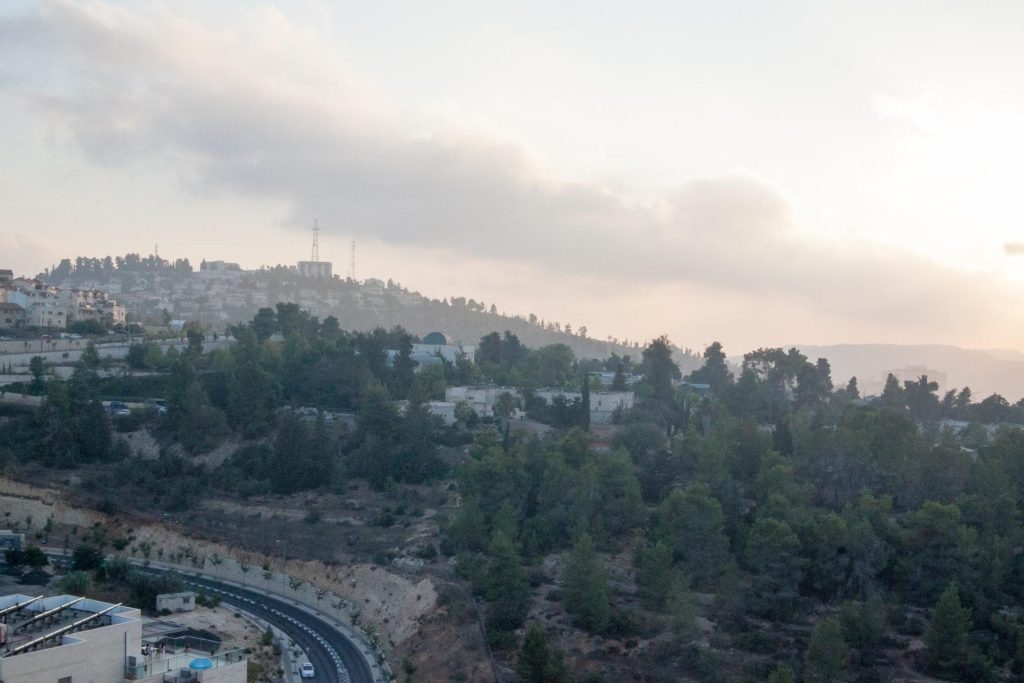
43;257;702;367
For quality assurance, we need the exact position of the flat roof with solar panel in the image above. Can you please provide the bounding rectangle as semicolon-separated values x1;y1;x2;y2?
0;593;137;656
0;593;143;683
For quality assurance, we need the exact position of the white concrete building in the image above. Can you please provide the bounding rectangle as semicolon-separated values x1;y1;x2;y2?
410;331;475;365
0;303;24;328
426;400;457;426
533;388;635;424
155;592;196;614
0;593;245;683
590;391;635;423
297;261;333;278
445;386;521;418
0;594;140;683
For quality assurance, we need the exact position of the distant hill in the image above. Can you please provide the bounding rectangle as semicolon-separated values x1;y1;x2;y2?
788;344;1024;400
40;257;702;368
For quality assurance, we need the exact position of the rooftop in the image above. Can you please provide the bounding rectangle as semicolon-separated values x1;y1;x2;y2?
0;594;136;657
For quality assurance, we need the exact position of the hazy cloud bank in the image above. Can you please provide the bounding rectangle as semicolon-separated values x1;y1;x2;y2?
1;1;1020;339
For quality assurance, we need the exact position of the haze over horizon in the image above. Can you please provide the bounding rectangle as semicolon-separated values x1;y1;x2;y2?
3;1;1024;353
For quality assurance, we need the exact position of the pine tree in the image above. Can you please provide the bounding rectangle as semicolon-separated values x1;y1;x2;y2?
846;376;859;400
563;533;611;633
654;484;730;589
516;625;567;683
926;582;971;677
744;517;805;621
766;663;795;683
804;617;849;683
636;541;675;611
484;531;530;633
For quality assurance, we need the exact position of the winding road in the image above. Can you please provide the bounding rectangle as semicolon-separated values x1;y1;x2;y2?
45;552;382;683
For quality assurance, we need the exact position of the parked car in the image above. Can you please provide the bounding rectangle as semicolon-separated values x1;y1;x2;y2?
300;662;315;679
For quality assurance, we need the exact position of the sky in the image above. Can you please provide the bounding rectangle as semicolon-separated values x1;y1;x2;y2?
2;0;1024;353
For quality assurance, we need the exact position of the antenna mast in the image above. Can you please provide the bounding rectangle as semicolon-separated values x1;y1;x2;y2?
350;240;356;281
311;219;319;262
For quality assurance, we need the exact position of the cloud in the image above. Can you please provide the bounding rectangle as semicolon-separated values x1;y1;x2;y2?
1004;243;1024;256
1;1;1021;338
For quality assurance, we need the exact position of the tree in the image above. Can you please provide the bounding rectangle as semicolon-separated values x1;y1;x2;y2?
484;531;530;634
846;376;860;400
167;357;228;453
563;533;611;633
22;546;48;569
688;342;732;393
880;373;903;409
839;596;887;663
654;484;730;589
516;625;567;683
926;583;971;677
636;542;676;611
766;663;796;683
804;617;849;683
745;517;804;621
667;576;699;643
28;356;46;392
903;375;940;421
72;543;105;571
251;307;277;341
640;336;681;405
611;361;628;391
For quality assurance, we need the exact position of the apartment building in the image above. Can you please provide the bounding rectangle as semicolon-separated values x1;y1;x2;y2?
0;593;245;683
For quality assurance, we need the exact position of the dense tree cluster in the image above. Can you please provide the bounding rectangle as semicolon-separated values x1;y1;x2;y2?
445;339;1024;680
6;302;1024;680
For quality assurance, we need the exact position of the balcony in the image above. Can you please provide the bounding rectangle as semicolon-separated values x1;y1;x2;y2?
124;634;246;681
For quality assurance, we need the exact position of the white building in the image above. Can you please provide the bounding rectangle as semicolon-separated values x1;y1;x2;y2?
155;592;196;614
297;261;333;278
0;303;24;328
446;386;521;418
533;388;635;424
5;290;65;329
0;593;244;683
412;331;475;365
590;391;635;423
59;289;127;327
426;400;457;426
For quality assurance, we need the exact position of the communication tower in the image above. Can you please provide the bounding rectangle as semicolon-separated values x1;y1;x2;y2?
312;219;319;262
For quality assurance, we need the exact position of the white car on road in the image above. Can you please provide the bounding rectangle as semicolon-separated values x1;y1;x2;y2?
300;662;315;679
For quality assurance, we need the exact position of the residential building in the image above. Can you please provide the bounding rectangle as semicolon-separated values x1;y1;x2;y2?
590;391;635;423
0;592;246;683
413;331;476;365
588;371;643;388
0;594;141;683
0;269;12;283
426;400;457;426
0;303;23;328
296;261;333;278
5;288;65;329
533;388;635;424
446;386;521;418
199;260;241;273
